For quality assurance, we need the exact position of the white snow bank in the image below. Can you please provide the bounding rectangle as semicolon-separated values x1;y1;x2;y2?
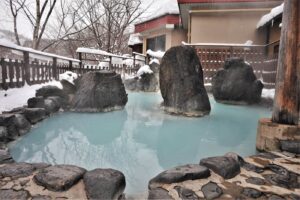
59;71;78;85
147;49;165;59
0;38;80;62
261;88;275;99
128;33;143;46
257;3;283;28
149;58;160;65
137;65;153;77
0;81;62;113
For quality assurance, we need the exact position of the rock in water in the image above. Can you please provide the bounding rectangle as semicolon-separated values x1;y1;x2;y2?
71;71;128;112
212;58;263;104
160;45;211;117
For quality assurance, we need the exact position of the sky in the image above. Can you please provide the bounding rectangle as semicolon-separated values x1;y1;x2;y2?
0;0;179;40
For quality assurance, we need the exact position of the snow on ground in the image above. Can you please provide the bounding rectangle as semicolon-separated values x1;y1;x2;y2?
0;81;62;113
257;3;284;28
59;71;78;85
147;49;165;59
261;88;275;99
137;65;153;77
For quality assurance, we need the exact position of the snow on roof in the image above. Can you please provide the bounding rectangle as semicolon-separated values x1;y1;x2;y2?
76;47;133;60
137;0;179;24
256;3;284;29
147;49;165;59
128;33;143;46
0;38;80;62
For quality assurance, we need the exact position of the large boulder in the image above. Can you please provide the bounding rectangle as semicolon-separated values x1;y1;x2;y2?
0;163;35;178
149;164;210;188
212;58;263;104
83;168;126;200
36;86;66;99
24;108;46;124
71;71;128;112
33;165;86;191
160;45;211;117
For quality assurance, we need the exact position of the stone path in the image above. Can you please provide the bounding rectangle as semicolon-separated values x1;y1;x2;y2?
148;152;300;200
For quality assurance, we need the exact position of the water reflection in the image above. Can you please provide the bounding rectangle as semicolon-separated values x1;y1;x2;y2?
9;93;271;194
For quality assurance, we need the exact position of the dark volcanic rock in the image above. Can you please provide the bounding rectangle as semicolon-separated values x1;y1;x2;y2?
12;114;31;136
201;182;223;200
0;126;8;140
160;45;211;117
246;177;266;185
149;164;210;187
27;97;45;108
174;186;199;200
268;194;285;200
72;71;128;112
242;162;264;173
44;98;60;113
280;140;300;154
0;163;35;177
212;57;263;104
34;165;86;191
83;168;126;200
36;85;66;99
148;188;173;200
0;149;14;164
242;188;263;198
0;189;30;200
24;108;46;124
200;156;240;179
61;79;76;95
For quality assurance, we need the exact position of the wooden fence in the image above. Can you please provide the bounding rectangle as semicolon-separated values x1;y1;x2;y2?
192;43;278;89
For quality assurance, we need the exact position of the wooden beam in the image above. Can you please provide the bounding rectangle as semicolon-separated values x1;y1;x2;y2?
272;0;300;125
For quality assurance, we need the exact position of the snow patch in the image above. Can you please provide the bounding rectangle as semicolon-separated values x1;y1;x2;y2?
0;81;62;113
257;3;284;28
59;71;78;85
147;49;165;59
261;88;275;99
137;65;153;77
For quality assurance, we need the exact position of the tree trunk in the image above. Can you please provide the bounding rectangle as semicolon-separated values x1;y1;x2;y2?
32;0;41;49
272;0;300;125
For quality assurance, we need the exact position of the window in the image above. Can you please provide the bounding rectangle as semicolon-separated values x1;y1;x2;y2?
146;35;166;51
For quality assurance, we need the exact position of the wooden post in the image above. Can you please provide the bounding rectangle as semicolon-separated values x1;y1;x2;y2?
23;51;31;85
78;52;83;75
52;57;57;80
69;61;73;71
0;58;7;89
133;54;136;68
109;56;112;71
272;0;300;125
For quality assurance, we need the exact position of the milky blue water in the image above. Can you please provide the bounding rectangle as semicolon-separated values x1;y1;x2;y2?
9;92;271;194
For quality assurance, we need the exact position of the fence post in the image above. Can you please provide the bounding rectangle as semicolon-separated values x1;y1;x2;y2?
52;57;57;80
229;46;234;57
78;52;83;75
23;51;30;85
133;54;136;68
109;56;112;71
69;61;73;71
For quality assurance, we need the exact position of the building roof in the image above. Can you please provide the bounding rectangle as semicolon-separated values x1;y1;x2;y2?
256;3;283;28
135;14;180;34
177;0;284;29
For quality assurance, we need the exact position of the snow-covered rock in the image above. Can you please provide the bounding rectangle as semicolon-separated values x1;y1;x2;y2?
147;50;165;59
137;65;153;77
150;58;160;65
59;71;78;85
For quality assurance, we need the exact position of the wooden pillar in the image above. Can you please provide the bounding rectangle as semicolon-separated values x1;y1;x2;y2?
23;51;31;85
109;56;112;71
69;61;73;71
272;0;300;125
52;57;57;80
78;52;82;75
